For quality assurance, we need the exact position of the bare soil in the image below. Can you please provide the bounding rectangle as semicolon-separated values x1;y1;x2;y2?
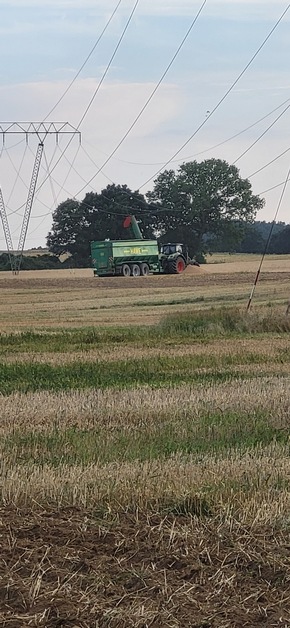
1;271;288;292
0;508;289;628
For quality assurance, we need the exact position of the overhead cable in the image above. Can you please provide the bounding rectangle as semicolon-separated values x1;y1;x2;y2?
233;101;290;165
139;3;290;189
50;143;82;207
5;144;29;207
248;145;290;178
12;0;140;217
84;95;290;167
0;13;108;245
78;144;186;213
257;176;290;196
6;142;63;217
43;0;123;120
43;147;58;211
247;162;290;311
20;0;203;225
77;0;140;128
73;0;208;197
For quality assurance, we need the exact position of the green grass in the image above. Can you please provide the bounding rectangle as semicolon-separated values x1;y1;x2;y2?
0;307;290;354
4;409;288;467
0;348;287;395
159;307;290;335
0;308;289;395
0;358;242;394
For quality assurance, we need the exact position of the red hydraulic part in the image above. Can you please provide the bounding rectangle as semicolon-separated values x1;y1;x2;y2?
123;216;132;228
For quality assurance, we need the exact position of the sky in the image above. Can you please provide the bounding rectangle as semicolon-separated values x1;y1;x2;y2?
0;0;289;248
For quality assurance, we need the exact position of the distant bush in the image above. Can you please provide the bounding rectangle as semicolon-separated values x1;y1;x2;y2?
0;253;65;271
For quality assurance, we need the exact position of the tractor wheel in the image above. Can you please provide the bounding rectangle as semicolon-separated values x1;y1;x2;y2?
121;263;131;277
131;263;141;277
140;262;150;276
168;256;186;274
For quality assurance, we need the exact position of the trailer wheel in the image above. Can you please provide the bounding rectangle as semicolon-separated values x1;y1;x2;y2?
121;263;131;277
140;262;150;276
131;263;141;277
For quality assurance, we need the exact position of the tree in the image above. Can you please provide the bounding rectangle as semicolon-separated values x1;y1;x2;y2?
269;225;290;254
234;223;265;254
255;220;286;242
46;198;83;261
47;184;152;266
147;159;265;258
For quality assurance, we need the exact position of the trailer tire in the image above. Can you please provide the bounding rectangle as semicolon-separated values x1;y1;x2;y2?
121;264;131;277
140;262;150;276
131;263;141;277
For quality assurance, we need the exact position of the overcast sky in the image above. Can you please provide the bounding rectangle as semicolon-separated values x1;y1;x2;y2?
0;0;289;247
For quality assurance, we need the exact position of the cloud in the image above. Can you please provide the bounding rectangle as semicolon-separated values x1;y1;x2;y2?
0;77;182;134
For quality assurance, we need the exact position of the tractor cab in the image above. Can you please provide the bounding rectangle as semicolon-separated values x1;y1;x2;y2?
159;243;188;258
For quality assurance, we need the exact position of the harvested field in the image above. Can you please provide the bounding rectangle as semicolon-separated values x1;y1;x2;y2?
0;258;290;625
0;254;289;331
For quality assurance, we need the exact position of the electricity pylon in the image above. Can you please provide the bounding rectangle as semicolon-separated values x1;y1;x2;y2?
0;122;81;274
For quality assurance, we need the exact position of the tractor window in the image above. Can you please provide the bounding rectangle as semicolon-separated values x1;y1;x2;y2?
161;244;177;255
160;244;184;255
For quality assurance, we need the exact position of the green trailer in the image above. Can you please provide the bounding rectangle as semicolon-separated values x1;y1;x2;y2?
90;215;200;277
91;239;161;276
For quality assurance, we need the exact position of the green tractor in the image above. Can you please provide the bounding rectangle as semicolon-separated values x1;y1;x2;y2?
159;242;195;274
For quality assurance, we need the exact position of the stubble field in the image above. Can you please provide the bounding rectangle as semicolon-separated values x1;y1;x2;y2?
0;255;290;627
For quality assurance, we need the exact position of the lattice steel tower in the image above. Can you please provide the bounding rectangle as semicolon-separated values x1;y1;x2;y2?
0;122;80;274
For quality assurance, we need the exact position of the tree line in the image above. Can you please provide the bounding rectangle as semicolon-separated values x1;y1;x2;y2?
211;221;290;255
47;158;268;266
2;158;288;271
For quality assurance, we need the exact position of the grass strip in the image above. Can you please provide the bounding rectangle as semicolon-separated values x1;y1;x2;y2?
3;408;289;467
0;348;286;394
0;307;290;354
